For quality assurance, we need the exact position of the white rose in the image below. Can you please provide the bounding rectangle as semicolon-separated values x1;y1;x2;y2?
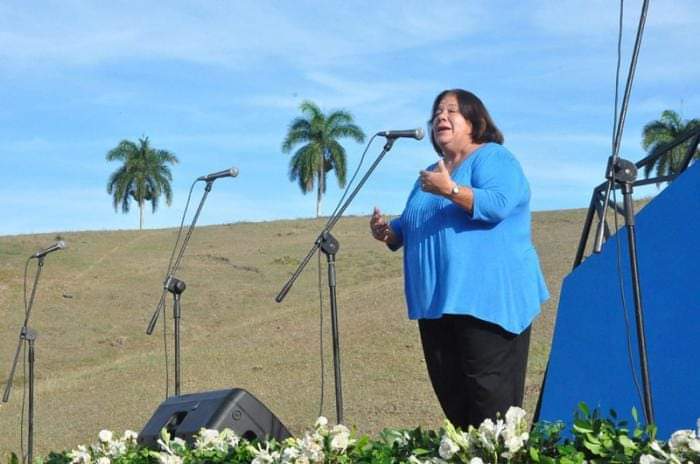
479;418;495;435
220;429;240;448
122;430;138;442
68;446;91;464
330;434;349;452
300;437;325;463
202;428;220;439
195;428;220;448
281;446;300;463
314;417;328;429
107;441;127;457
469;458;484;464
505;407;527;427
329;424;351;452
438;436;459;460
689;437;700;452
669;430;695;450
98;430;113;443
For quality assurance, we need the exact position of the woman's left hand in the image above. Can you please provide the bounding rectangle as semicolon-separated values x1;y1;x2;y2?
420;159;452;196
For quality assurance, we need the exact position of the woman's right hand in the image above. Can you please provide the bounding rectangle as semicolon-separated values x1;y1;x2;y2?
370;207;395;244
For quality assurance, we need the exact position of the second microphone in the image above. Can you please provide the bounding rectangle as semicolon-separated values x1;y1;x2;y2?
197;167;239;182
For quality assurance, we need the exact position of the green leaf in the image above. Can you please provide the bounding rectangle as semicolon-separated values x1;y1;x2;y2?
618;435;636;450
648;424;658;441
601;436;614;449
578;402;591;417
159;427;171;444
573;421;594;434
583;441;603;455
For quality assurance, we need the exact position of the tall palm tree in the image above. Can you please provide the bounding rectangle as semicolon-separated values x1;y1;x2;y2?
282;100;366;217
106;136;179;230
642;110;700;179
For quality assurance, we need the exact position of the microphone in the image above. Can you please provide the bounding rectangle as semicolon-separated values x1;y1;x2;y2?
197;167;239;182
376;128;424;140
32;241;66;259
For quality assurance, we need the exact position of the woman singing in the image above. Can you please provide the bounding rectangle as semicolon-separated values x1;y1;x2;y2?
370;89;549;428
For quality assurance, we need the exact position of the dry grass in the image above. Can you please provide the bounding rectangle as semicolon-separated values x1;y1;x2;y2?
0;210;590;455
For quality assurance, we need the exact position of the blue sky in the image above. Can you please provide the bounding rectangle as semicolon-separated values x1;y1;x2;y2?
0;0;698;236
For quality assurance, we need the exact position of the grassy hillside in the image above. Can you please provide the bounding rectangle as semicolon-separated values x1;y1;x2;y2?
0;210;588;455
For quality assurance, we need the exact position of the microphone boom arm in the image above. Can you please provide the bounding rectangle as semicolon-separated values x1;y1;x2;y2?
3;258;45;403
146;181;214;335
276;138;396;302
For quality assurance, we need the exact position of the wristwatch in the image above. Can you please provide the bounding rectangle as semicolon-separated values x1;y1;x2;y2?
450;182;460;196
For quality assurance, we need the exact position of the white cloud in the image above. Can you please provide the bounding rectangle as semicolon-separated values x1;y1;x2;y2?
529;0;698;38
0;1;487;70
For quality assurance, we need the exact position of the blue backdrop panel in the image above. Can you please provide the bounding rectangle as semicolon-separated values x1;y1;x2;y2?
538;161;700;437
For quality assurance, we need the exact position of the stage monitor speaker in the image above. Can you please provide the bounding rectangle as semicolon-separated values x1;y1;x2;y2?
138;388;292;448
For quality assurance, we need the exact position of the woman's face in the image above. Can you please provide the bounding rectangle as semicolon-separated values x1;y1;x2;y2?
432;93;473;153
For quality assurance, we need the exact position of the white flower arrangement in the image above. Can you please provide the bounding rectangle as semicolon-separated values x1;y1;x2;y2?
68;429;140;464
438;436;460;460
57;407;700;464
639;429;700;464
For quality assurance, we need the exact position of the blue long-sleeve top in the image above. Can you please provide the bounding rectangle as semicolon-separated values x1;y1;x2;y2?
389;143;549;334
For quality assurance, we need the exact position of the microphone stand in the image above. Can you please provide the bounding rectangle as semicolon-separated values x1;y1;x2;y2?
146;180;214;397
165;277;187;396
3;257;46;464
591;0;654;425
276;138;397;424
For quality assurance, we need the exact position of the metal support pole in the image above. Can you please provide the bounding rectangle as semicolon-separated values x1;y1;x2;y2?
173;292;182;396
27;331;36;464
620;181;655;423
166;276;186;396
320;232;343;423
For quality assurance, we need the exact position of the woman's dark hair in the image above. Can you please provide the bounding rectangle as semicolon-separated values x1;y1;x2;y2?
429;89;504;155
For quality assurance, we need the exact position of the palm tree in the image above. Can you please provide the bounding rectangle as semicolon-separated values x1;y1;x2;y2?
282;100;366;217
106;136;179;230
642;110;700;179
